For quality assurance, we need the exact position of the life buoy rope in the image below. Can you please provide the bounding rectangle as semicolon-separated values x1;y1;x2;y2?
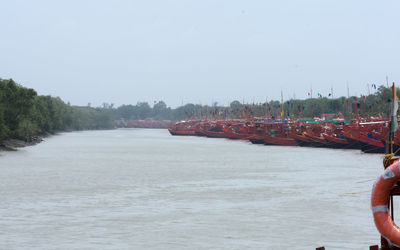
371;160;400;247
383;147;400;167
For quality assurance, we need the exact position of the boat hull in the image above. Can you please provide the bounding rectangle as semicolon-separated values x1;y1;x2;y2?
203;130;226;138
168;128;196;136
322;133;354;149
358;135;385;154
264;135;297;146
247;134;265;144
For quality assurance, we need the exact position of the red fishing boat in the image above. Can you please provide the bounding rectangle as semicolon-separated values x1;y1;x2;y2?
192;122;207;136
358;133;385;154
224;129;248;139
203;121;226;138
264;134;297;146
168;121;196;136
168;128;196;136
248;134;265;144
342;125;362;150
292;132;312;147
343;120;389;153
303;131;329;147
322;133;352;149
223;123;249;139
203;130;226;138
247;121;267;144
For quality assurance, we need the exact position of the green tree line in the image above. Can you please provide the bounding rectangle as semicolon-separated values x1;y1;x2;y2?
0;78;114;143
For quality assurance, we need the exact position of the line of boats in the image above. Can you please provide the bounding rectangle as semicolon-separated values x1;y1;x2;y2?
168;118;398;154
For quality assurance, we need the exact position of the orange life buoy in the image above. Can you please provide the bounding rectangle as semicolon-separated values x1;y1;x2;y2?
371;160;400;247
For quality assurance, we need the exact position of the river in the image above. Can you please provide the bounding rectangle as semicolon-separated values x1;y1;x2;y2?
0;129;388;249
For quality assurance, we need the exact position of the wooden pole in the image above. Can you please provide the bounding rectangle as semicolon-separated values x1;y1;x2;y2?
310;87;313;119
381;82;398;250
387;76;389;88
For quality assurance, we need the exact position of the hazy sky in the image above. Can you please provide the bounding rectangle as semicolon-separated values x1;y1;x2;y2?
1;0;399;107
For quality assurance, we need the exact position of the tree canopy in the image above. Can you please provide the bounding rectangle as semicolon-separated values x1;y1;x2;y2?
0;78;114;143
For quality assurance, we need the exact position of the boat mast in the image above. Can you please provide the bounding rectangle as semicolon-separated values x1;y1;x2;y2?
310;86;313;120
280;90;284;120
389;82;398;154
386;76;389;88
347;82;350;117
366;84;371;117
367;83;371;96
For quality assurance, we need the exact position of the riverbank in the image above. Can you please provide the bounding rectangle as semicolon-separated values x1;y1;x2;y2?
0;128;119;152
0;136;44;151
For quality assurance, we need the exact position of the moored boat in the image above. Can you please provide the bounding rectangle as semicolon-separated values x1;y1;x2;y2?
168;128;196;136
203;130;225;138
303;131;329;147
322;133;353;149
358;134;385;154
264;134;297;146
168;121;197;136
343;129;361;150
223;124;249;139
292;133;313;147
247;134;265;144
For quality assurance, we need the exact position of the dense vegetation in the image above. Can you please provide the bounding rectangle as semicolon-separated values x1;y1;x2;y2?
0;77;397;144
0;78;114;143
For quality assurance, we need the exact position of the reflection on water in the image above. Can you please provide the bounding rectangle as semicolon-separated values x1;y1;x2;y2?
0;129;384;249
